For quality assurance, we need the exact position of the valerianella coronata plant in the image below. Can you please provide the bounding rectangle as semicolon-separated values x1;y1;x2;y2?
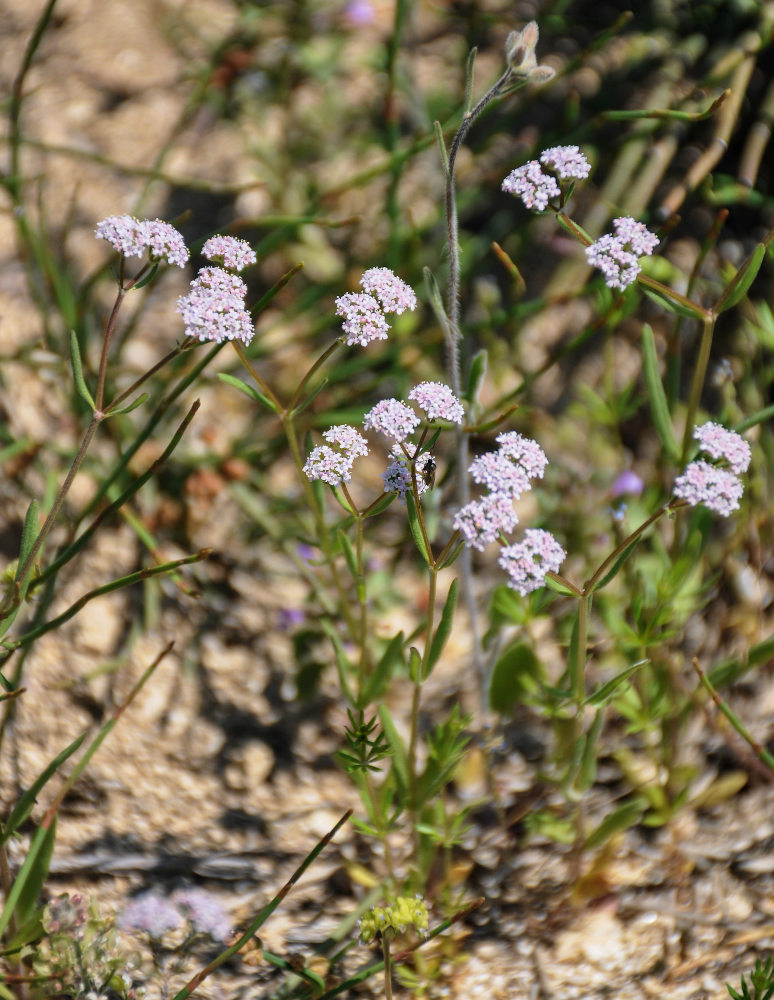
303;424;369;487
177;266;254;345
673;422;751;517
95;214;189;267
202;234;257;272
335;267;417;346
502;145;591;211
585;216;659;291
454;431;565;592
498;529;567;596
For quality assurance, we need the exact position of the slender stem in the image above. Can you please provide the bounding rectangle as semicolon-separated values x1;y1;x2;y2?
408;565;438;843
231;342;283;411
104;338;194;415
442;69;513;699
681;314;716;462
94;274;127;411
582;500;679;595
382;935;394;1000
288;339;343;412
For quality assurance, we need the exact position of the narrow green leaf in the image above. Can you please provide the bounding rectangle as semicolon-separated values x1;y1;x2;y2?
425;578;459;679
423;266;451;334
433;121;450;179
15;499;40;584
642;285;708;320
576;709;604;792
589;537;641;593
133;261;159;290
336;530;358;579
407;646;422;684
584;797;646;850
715;243;765;313
463;47;477;114
360;632;404;707
105;393;149;416
642;324;680;460
464;349;487;405
585;660;647;706
437;537;465;570
15;818;56;928
218;372;279;413
69;331;95;410
545;573;582;597
405;493;432;565
290;377;328;417
321;620;354;704
2;734;86;842
377;705;408;795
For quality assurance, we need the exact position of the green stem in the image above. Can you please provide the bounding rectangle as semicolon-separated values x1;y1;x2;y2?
287;339;343;412
681;314;716;463
382;934;394;1000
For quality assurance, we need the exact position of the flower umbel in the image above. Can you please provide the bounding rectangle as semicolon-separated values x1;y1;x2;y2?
304;424;368;487
693;422;751;475
363;398;421;442
358;896;429;944
585;216;659;291
202;235;257;272
95;215;189;267
360;267;417;315
502;161;560;211
453;494;520;551
498;529;566;596
407;382;464;424
540;145;591;180
335;292;390;347
673;460;744;517
177;266;254;344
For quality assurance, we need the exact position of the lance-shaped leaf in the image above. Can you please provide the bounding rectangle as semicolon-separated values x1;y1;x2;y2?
642;324;680;460
218;373;279;413
405;492;432;565
69;331;95;410
360;632;404;707
425;578;459;679
714;242;766;314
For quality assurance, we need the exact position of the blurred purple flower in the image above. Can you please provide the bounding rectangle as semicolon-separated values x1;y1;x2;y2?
119;892;183;939
172;888;231;942
611;470;644;498
277;607;305;630
343;1;374;25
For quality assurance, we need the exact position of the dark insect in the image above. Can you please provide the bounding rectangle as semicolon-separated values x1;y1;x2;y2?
420;456;436;489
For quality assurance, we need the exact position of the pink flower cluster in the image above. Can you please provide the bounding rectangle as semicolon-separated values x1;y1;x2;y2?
585;216;659;291
498;530;567;597
502;145;590;211
454;431;564;594
673;422;751;517
303;425;369;487
304;382;464;502
336;268;417;346
202;235;256;272
177;266;254;345
119;889;230;942
95;215;189;267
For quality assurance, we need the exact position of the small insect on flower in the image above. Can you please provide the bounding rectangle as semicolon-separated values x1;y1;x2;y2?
420;455;437;489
